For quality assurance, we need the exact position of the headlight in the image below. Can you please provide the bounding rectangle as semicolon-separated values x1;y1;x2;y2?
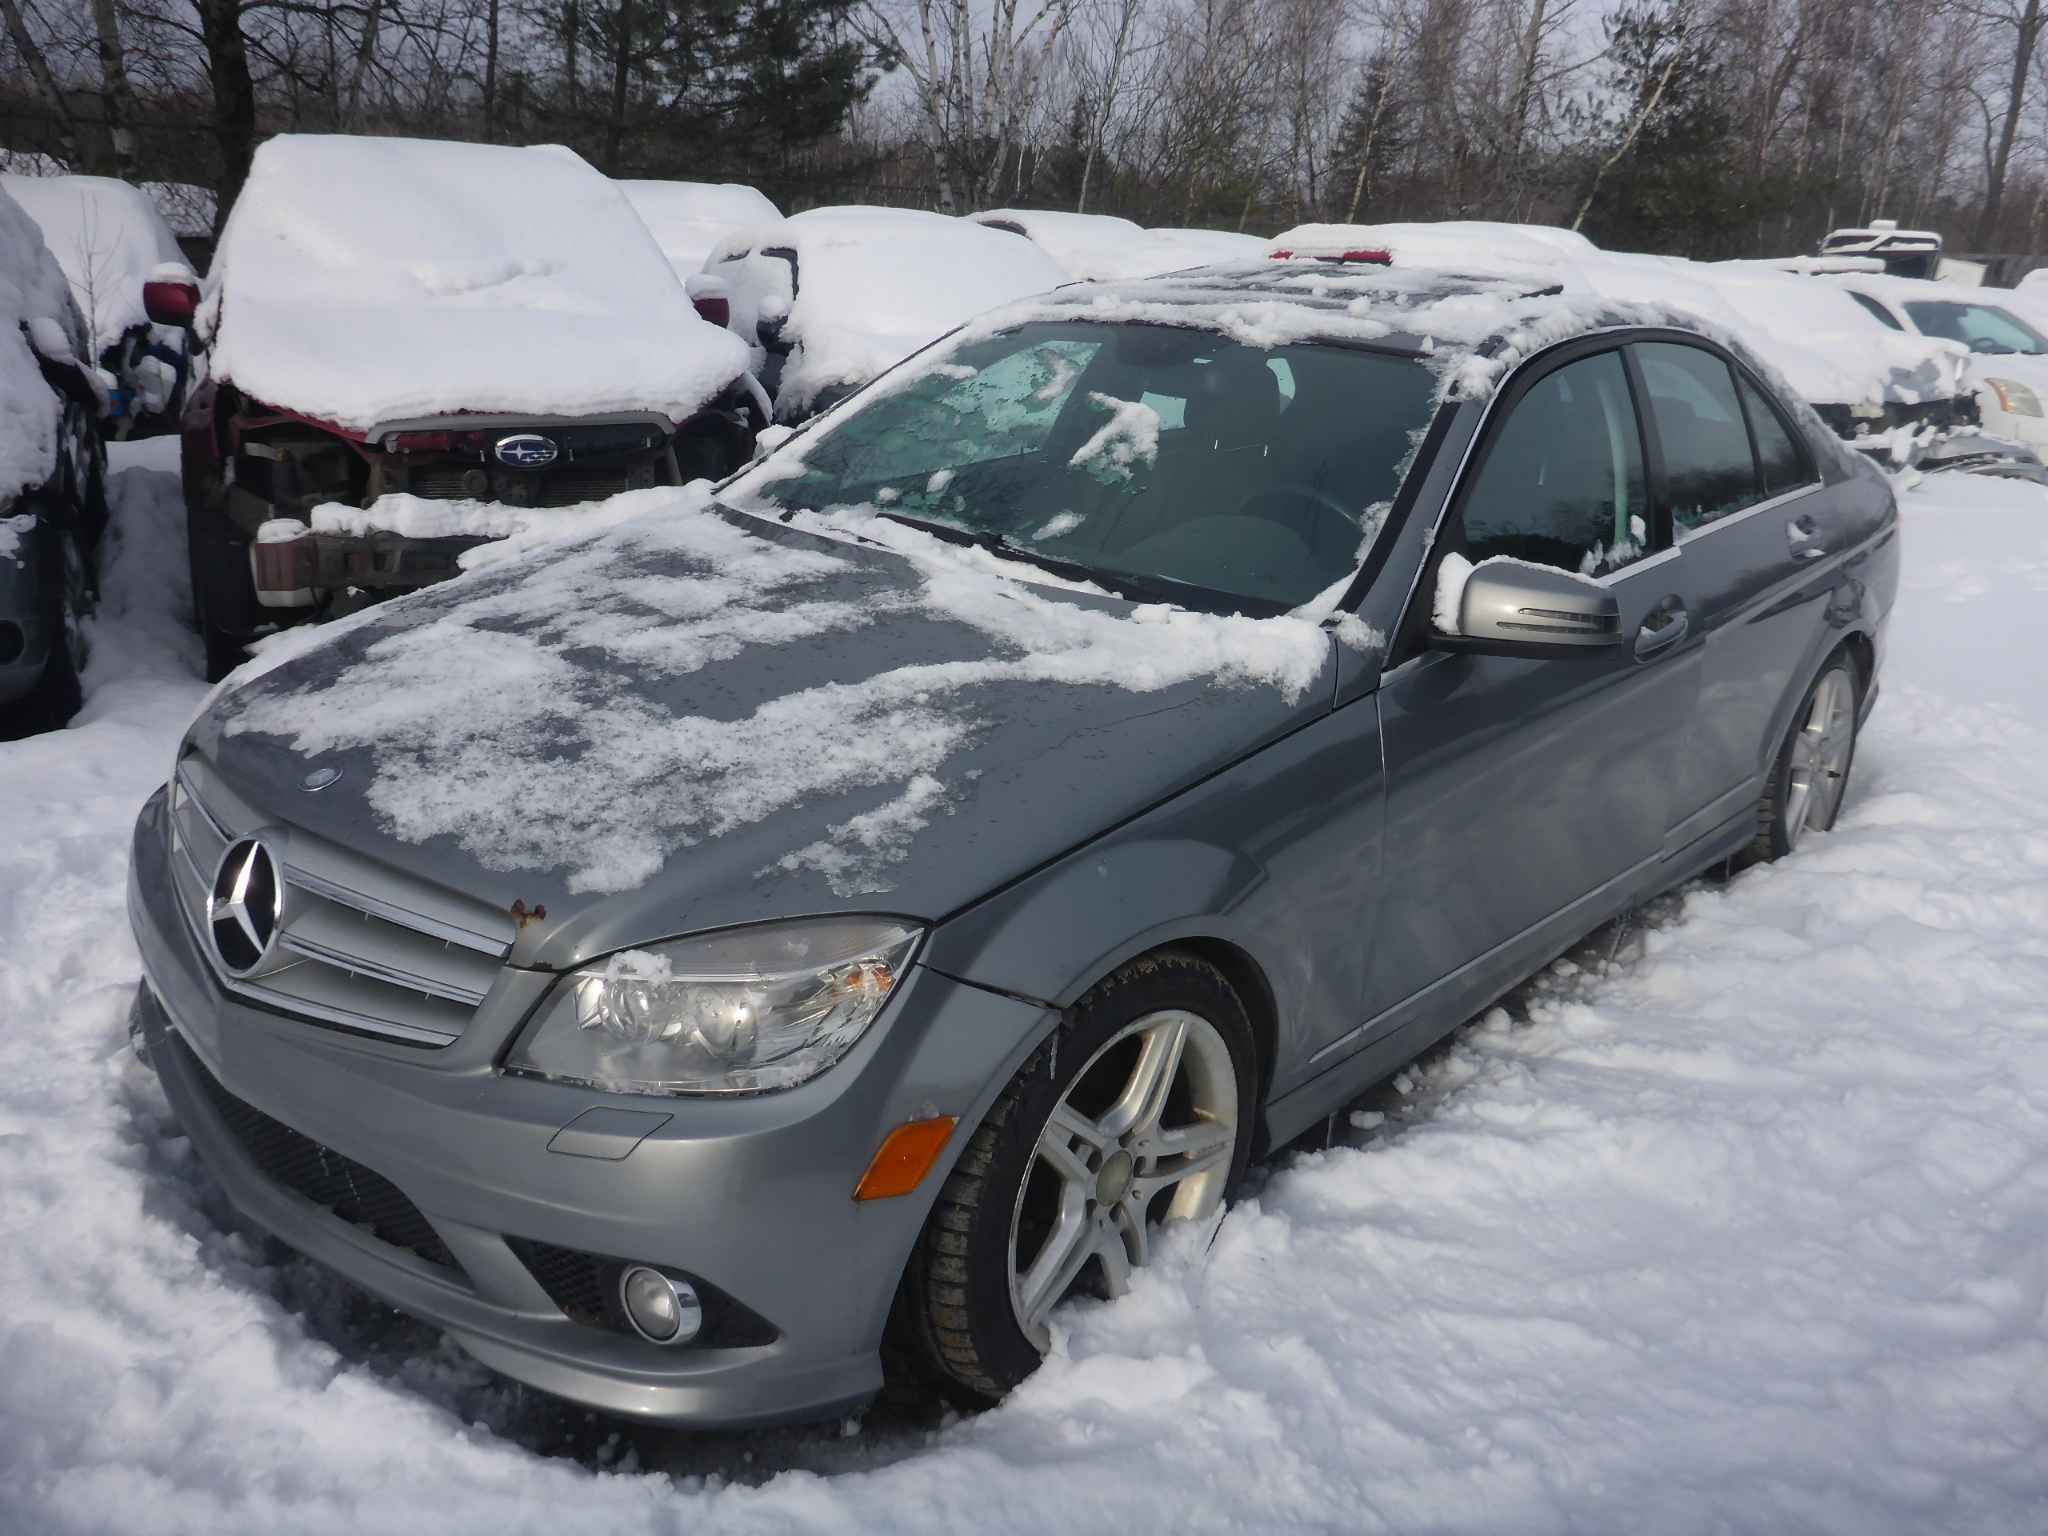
505;917;921;1096
1986;377;2044;417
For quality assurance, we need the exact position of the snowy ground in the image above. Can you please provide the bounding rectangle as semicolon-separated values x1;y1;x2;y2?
3;445;2046;1534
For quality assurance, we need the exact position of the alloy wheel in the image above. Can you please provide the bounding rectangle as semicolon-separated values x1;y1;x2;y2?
1783;665;1856;848
1006;1008;1238;1347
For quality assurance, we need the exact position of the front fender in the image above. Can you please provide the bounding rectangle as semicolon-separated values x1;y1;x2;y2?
923;696;1386;1101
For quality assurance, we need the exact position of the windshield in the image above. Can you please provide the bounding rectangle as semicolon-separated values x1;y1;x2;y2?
1905;300;2048;354
727;320;1441;612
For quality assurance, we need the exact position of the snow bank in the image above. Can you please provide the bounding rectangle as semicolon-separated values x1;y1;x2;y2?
617;178;780;276
1;174;185;354
710;207;1069;415
6;456;2048;1532
203;135;749;430
0;184;84;504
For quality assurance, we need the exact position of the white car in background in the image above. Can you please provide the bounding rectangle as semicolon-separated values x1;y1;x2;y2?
1;173;194;436
1826;274;2048;456
702;206;1070;420
968;208;1181;281
618;179;781;280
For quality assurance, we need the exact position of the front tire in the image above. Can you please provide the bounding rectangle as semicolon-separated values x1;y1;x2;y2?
185;474;255;683
1752;650;1860;862
901;950;1256;1403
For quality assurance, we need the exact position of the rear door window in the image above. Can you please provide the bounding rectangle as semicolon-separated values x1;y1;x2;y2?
1459;349;1651;577
1736;375;1813;498
1635;342;1760;534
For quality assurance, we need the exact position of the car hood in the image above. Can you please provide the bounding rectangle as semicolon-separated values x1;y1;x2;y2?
188;492;1338;970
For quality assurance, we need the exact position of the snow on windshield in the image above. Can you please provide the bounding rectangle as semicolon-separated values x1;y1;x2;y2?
203;135;750;430
1;174;184;354
218;488;1330;894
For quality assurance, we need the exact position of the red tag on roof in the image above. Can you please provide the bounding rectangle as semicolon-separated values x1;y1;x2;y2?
1268;247;1392;264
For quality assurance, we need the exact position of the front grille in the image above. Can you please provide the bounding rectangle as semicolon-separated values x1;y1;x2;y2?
174;1032;463;1276
169;759;511;1048
506;1238;779;1348
404;456;666;508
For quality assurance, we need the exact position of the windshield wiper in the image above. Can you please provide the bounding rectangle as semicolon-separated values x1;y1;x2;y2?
876;512;1179;606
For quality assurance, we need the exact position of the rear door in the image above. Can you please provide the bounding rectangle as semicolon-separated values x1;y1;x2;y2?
1629;338;1834;853
1358;343;1701;1044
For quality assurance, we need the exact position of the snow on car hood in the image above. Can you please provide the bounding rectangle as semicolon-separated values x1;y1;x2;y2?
1;173;184;354
0;184;85;504
193;487;1335;966
202;135;751;430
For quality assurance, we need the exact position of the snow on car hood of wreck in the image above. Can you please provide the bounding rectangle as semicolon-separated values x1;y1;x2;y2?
199;135;751;431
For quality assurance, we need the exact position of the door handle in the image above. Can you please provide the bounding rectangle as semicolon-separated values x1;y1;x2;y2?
1634;600;1690;660
1789;514;1826;561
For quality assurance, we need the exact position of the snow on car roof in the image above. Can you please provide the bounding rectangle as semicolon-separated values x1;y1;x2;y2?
1268;222;1967;410
714;206;1071;414
204;135;751;431
617;178;780;276
970;207;1180;282
0;185;85;503
1;174;184;354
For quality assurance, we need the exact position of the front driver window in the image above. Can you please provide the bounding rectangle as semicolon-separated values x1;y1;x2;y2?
1461;350;1649;577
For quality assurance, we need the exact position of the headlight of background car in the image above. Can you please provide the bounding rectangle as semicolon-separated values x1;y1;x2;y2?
1986;377;2044;417
505;917;921;1096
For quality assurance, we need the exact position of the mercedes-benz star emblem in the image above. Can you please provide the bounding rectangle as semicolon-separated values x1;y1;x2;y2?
207;837;284;976
302;765;343;792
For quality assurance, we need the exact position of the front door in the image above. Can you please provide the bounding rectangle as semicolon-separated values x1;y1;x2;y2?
1359;345;1701;1045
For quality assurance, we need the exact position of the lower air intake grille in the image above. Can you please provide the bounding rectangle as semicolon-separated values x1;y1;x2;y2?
506;1237;778;1347
175;1033;464;1277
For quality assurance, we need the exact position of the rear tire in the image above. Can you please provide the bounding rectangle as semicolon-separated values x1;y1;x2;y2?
899;950;1256;1405
1751;650;1860;862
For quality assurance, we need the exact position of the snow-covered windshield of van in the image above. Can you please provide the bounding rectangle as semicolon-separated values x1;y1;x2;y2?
1905;301;2048;355
731;320;1440;613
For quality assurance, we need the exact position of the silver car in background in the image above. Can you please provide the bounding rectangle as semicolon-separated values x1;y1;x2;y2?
126;259;1897;1426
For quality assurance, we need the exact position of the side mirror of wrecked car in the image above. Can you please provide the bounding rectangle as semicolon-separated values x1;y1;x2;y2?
1431;555;1623;659
143;262;201;328
684;272;732;329
757;293;791;346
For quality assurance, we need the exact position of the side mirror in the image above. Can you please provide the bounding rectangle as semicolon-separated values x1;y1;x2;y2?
1433;555;1622;657
143;262;201;328
684;272;732;329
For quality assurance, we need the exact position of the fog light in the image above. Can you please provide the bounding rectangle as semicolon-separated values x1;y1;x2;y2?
619;1265;702;1345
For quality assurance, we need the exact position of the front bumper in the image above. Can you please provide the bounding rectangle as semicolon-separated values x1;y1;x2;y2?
126;788;1054;1426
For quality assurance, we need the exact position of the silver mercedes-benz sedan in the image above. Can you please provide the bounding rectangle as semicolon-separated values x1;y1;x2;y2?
125;257;1897;1427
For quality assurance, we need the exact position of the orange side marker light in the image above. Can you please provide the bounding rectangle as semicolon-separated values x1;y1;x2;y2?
852;1116;957;1201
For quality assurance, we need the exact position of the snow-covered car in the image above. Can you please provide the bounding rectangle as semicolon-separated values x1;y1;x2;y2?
2;173;195;438
1142;227;1268;266
701;206;1069;421
617;179;780;279
1826;274;2048;456
128;255;1896;1429
969;207;1187;281
0;185;107;721
145;134;758;680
